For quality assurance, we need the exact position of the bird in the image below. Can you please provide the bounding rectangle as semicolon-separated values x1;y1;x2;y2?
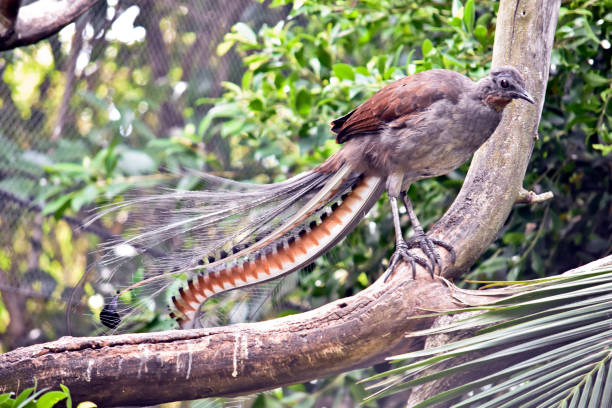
98;66;534;330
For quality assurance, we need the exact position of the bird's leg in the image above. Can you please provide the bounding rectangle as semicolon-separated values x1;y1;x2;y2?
401;193;456;276
383;195;431;282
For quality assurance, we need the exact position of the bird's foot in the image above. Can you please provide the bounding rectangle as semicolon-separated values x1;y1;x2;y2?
405;232;456;277
383;235;456;281
383;240;430;282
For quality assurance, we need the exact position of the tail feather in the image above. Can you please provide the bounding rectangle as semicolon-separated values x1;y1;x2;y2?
95;164;369;329
94;168;347;273
171;173;386;328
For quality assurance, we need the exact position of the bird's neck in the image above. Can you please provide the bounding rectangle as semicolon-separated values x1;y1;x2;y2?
474;78;511;112
483;95;512;112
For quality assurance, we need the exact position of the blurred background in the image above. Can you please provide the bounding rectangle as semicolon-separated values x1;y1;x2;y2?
0;0;610;406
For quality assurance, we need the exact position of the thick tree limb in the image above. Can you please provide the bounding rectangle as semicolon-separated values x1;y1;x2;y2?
0;268;501;406
0;0;559;406
0;0;101;51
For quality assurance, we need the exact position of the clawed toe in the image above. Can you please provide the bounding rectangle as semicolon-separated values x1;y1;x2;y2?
383;240;430;282
431;238;456;265
406;234;455;276
383;235;455;282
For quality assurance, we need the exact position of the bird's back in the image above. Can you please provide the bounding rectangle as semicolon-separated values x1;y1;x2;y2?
327;69;501;178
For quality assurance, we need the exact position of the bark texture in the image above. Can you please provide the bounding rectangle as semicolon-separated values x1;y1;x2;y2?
0;0;559;406
0;0;101;51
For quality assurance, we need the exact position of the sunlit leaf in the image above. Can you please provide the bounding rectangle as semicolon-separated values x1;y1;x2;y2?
332;63;355;81
35;391;67;408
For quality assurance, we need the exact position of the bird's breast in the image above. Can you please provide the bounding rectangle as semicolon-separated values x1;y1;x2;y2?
388;99;503;179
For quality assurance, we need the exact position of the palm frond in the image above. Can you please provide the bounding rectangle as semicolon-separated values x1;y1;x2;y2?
362;259;612;408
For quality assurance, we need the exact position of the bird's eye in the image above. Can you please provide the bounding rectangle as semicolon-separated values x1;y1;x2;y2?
500;79;509;88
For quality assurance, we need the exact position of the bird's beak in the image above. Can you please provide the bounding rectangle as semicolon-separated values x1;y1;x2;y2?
514;87;535;104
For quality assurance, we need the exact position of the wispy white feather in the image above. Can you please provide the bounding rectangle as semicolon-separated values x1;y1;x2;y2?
89;167;361;330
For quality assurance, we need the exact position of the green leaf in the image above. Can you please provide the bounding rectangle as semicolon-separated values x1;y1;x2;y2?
474;25;488;43
593;144;612;156
35;391;66;408
502;232;525;246
451;0;463;18
357;272;369;287
216;39;235;56
332;63;355;81
252;394;266;408
42;192;76;216
316;46;331;69
44;162;85;176
198;103;242;138
59;385;70;408
117;150;156;175
0;394;11;405
248;98;264;112
233;22;257;44
422;39;434;56
102;138;119;175
584;72;610;87
448;16;463;28
463;0;475;33
221;117;246;137
15;386;48;408
295;88;312;117
71;185;99;212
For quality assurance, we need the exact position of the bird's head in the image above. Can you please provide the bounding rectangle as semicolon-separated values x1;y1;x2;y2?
478;66;535;111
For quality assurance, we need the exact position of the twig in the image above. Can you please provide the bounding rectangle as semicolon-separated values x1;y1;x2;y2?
515;188;554;204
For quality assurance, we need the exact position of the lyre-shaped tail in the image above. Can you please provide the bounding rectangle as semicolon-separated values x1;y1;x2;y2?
171;173;385;328
97;160;384;329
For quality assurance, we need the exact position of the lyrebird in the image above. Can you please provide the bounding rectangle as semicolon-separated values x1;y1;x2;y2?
98;66;533;330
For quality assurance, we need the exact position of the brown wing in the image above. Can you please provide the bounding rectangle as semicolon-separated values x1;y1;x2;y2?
330;69;463;144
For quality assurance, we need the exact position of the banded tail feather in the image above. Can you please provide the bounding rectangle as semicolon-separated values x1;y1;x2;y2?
95;163;384;330
170;174;384;328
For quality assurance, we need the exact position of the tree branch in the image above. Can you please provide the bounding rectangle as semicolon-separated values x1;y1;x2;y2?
51;12;88;141
0;0;101;51
0;268;501;406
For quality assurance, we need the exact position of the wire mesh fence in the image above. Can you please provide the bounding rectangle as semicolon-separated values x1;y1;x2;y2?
0;0;288;349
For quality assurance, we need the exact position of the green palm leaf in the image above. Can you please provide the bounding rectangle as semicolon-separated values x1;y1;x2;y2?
362;261;612;407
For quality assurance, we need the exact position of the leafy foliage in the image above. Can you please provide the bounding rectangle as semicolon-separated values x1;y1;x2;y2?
0;383;95;408
363;263;612;407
